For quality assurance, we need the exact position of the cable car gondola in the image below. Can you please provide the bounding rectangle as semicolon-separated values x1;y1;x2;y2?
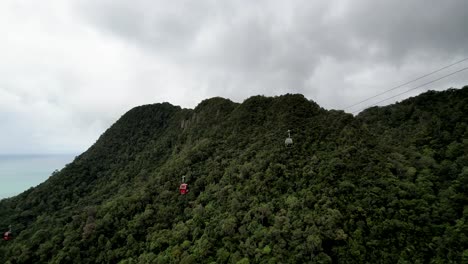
179;176;189;195
285;129;293;147
3;226;12;241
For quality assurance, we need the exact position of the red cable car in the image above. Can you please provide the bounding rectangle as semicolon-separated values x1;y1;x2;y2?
179;183;188;195
179;176;189;195
3;231;12;241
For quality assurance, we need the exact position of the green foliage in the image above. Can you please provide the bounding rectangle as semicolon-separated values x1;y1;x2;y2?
1;88;467;263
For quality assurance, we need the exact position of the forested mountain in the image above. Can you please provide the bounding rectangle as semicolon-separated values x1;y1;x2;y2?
1;87;467;263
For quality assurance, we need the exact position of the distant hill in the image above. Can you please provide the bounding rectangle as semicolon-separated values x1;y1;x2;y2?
1;87;467;263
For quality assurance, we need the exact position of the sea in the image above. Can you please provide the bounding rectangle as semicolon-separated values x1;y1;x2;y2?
0;154;76;199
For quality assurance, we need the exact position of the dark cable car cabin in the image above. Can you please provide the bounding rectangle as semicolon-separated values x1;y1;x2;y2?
179;183;189;195
3;226;12;241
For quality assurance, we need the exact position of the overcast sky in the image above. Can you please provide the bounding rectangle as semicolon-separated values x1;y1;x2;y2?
1;0;468;154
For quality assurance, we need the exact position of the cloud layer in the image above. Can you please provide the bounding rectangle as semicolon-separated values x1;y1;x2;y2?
1;0;468;153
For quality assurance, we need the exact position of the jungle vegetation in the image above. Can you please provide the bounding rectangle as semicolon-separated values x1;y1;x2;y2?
0;86;467;263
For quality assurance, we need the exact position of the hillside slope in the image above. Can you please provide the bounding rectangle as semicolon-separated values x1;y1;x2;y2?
0;88;467;263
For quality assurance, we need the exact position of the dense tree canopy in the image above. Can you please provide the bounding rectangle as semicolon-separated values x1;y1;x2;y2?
1;87;467;263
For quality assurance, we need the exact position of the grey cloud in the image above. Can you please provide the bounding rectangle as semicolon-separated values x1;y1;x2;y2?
78;0;210;54
78;0;468;93
76;1;327;92
337;0;468;61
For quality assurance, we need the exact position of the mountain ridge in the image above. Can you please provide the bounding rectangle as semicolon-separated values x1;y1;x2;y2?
1;88;467;263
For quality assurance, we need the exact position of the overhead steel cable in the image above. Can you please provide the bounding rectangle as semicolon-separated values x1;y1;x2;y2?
344;57;468;110
352;66;468;114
